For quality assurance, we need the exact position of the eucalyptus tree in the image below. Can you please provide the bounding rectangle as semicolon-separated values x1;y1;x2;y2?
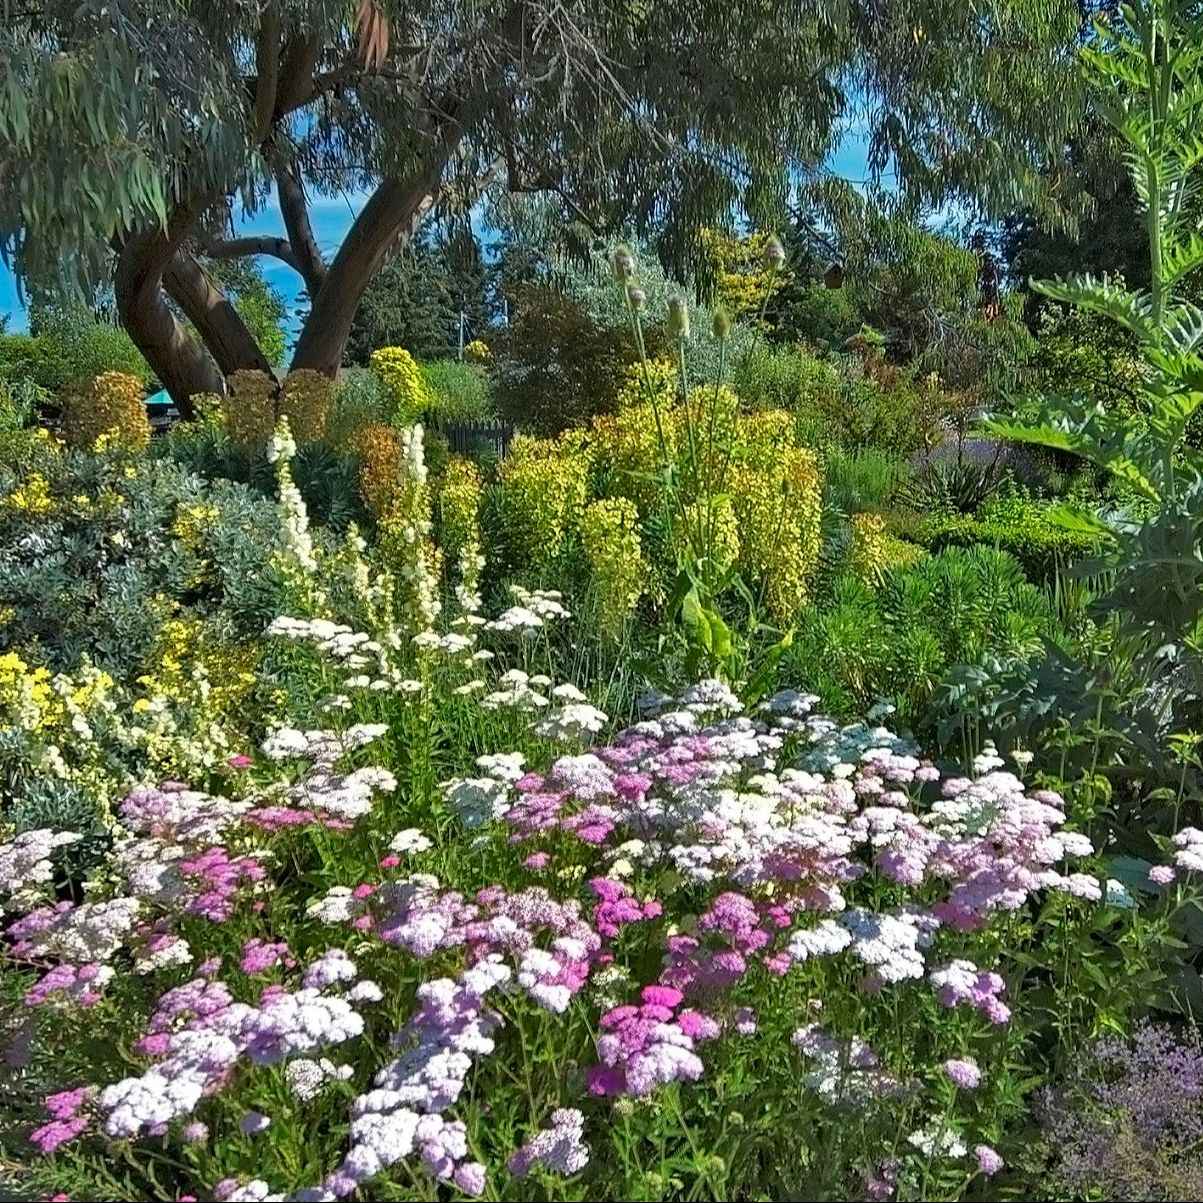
0;1;1091;411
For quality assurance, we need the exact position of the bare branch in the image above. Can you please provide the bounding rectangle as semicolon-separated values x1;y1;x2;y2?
202;235;302;274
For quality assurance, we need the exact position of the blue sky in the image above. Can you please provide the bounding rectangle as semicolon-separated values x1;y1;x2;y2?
0;127;876;334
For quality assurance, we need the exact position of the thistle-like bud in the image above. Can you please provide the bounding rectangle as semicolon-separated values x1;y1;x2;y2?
763;235;786;270
667;297;691;341
711;306;732;342
626;284;647;312
611;243;636;282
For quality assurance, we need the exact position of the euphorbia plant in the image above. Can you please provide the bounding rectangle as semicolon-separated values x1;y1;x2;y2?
614;240;792;690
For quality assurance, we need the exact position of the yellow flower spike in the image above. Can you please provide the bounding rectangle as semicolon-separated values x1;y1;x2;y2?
581;497;647;636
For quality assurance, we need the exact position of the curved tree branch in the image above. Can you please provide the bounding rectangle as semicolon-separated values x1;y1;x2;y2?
275;163;328;296
203;235;302;274
290;148;451;375
163;251;277;380
115;198;225;416
254;4;282;143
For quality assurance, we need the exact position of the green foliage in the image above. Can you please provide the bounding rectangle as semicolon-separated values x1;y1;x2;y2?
785;546;1053;724
0;304;151;394
345;231;491;366
493;283;668;435
823;447;909;515
0;444;287;676
976;0;1203;802
421;360;494;423
326;367;392;448
911;490;1105;580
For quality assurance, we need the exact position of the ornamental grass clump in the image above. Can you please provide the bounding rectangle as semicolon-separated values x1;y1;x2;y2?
62;371;149;452
580;496;647;635
222;369;277;453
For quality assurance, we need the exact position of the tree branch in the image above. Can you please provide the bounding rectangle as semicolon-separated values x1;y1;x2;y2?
203;235;302;274
115;196;226;416
275;163;328;296
163;251;277;380
253;3;282;143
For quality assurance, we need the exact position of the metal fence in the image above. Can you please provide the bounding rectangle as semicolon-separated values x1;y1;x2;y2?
428;416;515;461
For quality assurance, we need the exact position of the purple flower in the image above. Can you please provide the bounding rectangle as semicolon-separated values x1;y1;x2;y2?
975;1144;1003;1175
240;1110;271;1135
943;1057;982;1090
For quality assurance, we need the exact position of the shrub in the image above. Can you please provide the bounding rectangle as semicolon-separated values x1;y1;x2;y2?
350;423;403;519
0;448;287;676
1039;1022;1203;1202
911;491;1104;581
437;456;484;553
278;370;333;445
327;367;391;448
562;239;755;385
729;445;823;621
848;511;927;586
493;432;590;572
371;347;432;424
421;360;494;422
785;545;1052;721
493;284;664;435
222;370;278;454
463;338;492;365
22;303;153;392
824;447;909;515
733;341;841;417
61;371;149;452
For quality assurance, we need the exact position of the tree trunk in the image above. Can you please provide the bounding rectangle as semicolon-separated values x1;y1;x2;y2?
163;251;277;379
115;214;226;417
289;149;450;376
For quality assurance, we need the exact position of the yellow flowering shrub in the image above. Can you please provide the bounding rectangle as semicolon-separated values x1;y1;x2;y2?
463;339;493;366
438;457;483;552
0;650;55;730
62;371;149;451
436;456;485;610
729;445;823;621
615;357;677;411
581;497;647;635
683;494;741;577
590;403;675;514
371;347;431;423
698;228;792;323
351;422;403;518
848;511;928;586
497;433;589;568
137;618;260;726
279;369;333;444
223;370;278;452
3;471;54;515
